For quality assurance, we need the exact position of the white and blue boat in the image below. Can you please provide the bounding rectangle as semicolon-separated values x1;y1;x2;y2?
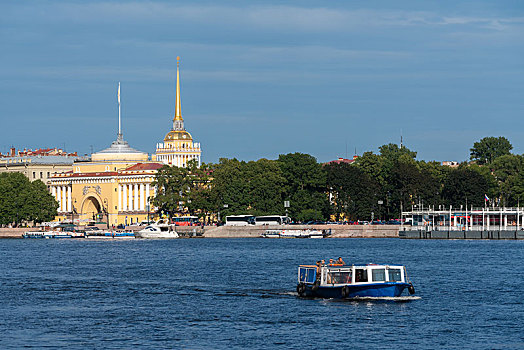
297;263;415;298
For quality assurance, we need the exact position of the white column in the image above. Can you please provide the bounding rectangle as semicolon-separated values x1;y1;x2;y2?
123;184;127;211
134;184;139;211
118;184;122;211
62;186;67;213
52;186;56;199
146;183;150;203
128;184;133;211
56;186;62;212
67;186;72;212
140;183;145;211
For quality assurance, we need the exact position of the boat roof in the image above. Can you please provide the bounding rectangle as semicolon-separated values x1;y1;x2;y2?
300;264;405;269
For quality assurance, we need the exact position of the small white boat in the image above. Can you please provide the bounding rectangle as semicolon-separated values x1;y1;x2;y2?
260;230;281;238
261;229;326;238
135;220;179;239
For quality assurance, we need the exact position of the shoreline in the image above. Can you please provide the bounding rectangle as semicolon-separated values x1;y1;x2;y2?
0;225;399;239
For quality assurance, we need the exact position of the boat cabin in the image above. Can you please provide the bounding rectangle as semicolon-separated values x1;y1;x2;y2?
298;264;407;286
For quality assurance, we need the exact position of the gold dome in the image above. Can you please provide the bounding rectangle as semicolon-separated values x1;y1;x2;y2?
164;130;193;142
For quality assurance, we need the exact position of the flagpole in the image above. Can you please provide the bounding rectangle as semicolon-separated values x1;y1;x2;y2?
118;82;121;137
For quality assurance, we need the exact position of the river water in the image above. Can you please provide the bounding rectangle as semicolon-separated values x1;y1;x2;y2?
0;238;522;349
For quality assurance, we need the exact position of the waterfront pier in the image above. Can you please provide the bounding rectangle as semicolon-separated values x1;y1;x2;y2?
401;206;524;239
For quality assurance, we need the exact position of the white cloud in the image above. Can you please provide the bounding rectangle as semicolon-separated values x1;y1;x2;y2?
6;2;524;33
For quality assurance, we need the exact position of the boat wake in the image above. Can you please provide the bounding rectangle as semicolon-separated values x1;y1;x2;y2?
342;296;421;302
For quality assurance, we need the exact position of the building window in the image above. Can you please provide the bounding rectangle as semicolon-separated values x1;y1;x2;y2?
40;172;43;178
47;172;50;177
32;172;36;178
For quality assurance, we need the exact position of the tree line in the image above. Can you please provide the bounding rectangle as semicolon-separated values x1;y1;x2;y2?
153;136;523;222
0;172;58;227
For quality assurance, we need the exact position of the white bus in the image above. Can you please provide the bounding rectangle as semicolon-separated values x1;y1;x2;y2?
255;215;291;226
225;215;255;226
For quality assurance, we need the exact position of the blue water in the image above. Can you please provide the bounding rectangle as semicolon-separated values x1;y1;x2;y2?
0;238;523;349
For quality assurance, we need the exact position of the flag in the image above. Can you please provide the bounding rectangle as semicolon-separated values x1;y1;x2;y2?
117;82;120;104
484;194;489;202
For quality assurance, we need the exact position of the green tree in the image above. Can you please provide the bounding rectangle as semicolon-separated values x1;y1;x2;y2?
185;160;215;219
0;173;57;226
325;162;380;220
210;158;250;218
151;165;190;220
470;136;513;165
491;154;523;206
354;151;386;188
278;153;329;221
442;167;490;207
388;159;440;217
244;159;286;216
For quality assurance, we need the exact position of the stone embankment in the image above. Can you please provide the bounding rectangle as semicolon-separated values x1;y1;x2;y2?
203;225;400;238
0;225;400;239
0;228;26;238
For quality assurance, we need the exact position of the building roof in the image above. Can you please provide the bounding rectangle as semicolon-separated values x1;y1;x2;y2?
124;163;164;171
324;157;358;165
93;134;146;155
0;155;85;165
164;129;193;142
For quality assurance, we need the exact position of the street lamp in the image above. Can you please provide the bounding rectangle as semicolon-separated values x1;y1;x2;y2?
103;198;109;229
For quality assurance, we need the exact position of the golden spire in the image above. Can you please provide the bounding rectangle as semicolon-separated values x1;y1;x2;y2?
174;56;182;121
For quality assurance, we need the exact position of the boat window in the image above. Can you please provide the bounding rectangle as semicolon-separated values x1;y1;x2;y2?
326;271;351;284
388;269;402;282
372;269;386;282
299;267;317;283
355;269;368;282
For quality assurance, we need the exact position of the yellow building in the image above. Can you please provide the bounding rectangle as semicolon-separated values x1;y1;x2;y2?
49;80;165;226
49;133;163;226
154;57;202;167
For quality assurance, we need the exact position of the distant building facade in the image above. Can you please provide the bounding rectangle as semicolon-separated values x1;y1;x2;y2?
49;131;163;226
324;156;359;166
442;161;459;168
0;148;85;184
154;57;201;167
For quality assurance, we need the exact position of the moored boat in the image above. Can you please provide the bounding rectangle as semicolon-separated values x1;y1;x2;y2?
23;231;73;239
261;229;326;238
23;231;45;239
296;262;415;298
135;220;179;239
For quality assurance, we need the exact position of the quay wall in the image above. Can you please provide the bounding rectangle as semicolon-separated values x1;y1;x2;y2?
400;230;524;240
203;225;400;238
0;228;25;238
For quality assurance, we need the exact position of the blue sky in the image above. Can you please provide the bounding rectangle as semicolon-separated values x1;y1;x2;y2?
1;1;523;163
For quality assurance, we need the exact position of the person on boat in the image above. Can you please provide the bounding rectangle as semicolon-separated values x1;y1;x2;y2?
328;258;334;266
315;260;325;283
336;257;345;265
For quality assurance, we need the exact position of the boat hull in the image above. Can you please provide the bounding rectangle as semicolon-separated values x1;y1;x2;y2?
302;283;410;298
134;232;179;239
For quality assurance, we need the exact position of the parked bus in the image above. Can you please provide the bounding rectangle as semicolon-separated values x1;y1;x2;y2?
225;215;255;226
255;215;291;226
172;216;199;226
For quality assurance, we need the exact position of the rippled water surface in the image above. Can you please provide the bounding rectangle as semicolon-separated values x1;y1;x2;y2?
1;238;523;349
